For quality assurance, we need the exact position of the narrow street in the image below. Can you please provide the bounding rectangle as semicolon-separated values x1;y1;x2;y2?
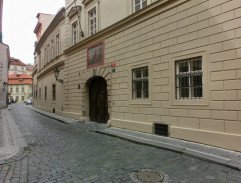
0;104;240;183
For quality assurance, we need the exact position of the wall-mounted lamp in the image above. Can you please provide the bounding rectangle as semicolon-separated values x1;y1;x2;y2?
80;31;84;38
54;68;63;84
3;81;7;90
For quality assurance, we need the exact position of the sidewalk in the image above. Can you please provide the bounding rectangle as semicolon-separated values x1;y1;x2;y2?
0;106;27;164
27;105;241;171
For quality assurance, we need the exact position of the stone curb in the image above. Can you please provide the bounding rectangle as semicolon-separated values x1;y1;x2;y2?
26;106;79;124
96;130;241;171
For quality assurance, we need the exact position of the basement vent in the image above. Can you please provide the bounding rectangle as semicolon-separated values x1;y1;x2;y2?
154;123;168;137
29;142;42;148
53;108;55;113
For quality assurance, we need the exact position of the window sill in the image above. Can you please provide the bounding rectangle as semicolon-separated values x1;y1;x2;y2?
171;98;208;106
129;99;152;105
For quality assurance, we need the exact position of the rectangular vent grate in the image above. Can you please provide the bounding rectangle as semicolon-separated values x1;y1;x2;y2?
155;124;168;137
29;142;42;148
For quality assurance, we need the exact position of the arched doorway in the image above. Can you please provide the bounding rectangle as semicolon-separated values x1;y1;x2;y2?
89;77;108;123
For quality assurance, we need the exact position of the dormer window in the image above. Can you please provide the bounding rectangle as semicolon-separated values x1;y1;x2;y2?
17;74;20;77
19;80;23;83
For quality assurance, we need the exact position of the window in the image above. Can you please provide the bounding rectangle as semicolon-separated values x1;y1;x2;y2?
22;96;24;101
21;66;24;71
52;84;56;101
39;88;41;100
47;44;50;62
72;22;78;45
51;39;55;59
16;87;19;93
134;0;147;12
44;47;47;65
14;66;17;70
89;9;96;36
10;88;13;92
132;66;148;99
16;96;19;101
175;56;203;99
22;86;24;92
45;86;47;100
56;34;60;56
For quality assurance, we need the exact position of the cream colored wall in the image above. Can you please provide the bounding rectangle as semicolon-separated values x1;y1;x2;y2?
64;0;241;152
9;84;32;102
9;65;26;75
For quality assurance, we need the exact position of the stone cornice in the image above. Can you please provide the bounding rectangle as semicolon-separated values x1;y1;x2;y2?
82;0;95;7
35;7;65;53
37;60;64;80
64;0;187;54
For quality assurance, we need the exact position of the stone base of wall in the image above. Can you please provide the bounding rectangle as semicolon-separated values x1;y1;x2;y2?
110;119;153;133
62;111;86;121
170;127;241;152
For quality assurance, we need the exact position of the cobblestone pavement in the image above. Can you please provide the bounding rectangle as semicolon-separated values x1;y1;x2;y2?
0;104;241;183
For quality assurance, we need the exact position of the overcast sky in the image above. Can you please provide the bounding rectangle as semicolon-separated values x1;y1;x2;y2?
2;0;65;65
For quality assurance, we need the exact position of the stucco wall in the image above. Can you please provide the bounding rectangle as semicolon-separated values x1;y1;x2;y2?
64;0;241;151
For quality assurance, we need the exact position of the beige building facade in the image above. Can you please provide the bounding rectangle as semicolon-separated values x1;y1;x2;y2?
33;0;241;152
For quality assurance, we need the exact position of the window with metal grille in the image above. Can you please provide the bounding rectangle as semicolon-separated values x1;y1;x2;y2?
89;8;96;36
175;56;203;99
154;123;168;136
72;22;78;45
134;0;147;12
132;66;148;99
45;86;47;100
52;84;56;101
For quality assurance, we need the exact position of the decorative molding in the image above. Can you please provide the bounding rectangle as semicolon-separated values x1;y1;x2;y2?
82;0;95;7
67;6;82;19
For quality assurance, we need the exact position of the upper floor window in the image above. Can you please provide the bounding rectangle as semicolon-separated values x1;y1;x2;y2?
47;44;50;62
14;66;17;70
56;34;60;56
16;87;19;93
51;39;55;59
72;22;78;45
89;8;96;36
22;86;24;92
132;66;148;99
44;47;47;65
21;66;24;71
175;56;203;99
134;0;147;12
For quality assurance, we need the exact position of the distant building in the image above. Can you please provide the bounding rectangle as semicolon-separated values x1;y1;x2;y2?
0;0;10;108
9;57;27;75
8;74;32;102
26;64;34;75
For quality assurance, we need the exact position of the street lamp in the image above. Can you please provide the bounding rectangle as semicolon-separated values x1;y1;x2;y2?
3;81;7;90
54;68;63;83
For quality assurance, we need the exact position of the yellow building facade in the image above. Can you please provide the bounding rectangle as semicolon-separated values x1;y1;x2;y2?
33;0;241;152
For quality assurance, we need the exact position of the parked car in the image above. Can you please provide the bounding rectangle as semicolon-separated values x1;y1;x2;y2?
26;99;32;105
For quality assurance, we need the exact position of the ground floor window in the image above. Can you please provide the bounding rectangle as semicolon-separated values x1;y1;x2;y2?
22;96;24;101
175;56;203;99
132;66;148;99
52;84;56;101
45;86;47;100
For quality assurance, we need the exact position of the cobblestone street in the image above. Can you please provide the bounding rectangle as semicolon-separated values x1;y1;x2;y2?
0;104;240;183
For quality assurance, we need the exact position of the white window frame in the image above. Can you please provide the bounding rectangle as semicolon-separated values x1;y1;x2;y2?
175;56;203;100
134;0;147;12
56;34;60;56
171;51;208;106
89;8;96;36
51;39;55;60
132;66;149;99
47;44;50;62
72;22;78;45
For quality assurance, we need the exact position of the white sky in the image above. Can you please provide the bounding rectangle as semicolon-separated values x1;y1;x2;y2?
2;0;65;65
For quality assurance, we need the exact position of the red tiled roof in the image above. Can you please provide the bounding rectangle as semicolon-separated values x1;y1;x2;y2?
10;57;26;66
9;74;32;79
8;79;33;85
8;74;33;85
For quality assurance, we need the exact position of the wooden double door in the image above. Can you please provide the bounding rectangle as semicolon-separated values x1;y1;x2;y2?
89;77;108;123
